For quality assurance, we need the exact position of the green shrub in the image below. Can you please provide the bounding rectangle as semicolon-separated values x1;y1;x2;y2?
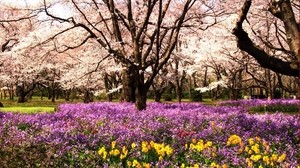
190;89;202;102
251;104;299;113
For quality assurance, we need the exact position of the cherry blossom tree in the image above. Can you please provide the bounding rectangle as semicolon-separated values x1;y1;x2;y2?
1;0;224;110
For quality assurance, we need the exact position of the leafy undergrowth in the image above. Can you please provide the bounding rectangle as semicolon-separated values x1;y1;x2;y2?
0;101;299;167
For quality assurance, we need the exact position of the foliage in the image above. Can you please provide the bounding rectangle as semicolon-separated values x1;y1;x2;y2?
0;100;299;167
190;89;202;102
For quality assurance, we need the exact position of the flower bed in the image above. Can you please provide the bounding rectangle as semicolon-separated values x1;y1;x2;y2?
0;102;299;167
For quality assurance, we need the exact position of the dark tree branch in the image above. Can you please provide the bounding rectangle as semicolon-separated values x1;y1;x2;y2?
232;0;298;77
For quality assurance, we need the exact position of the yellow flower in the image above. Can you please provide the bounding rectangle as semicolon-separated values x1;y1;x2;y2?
181;163;186;168
192;139;197;144
258;165;263;168
131;143;137;149
98;146;108;159
120;146;128;159
212;152;217;157
142;141;150;153
159;156;163;161
245;146;249;152
248;138;254;145
251;143;260;154
193;163;199;168
238;147;243;154
246;158;253;167
206;141;213;147
109;149;120;156
250;154;262;162
277;153;286;163
122;146;127;153
227;134;242;146
221;164;228;168
120;154;126;160
150;141;155;148
164;145;174;156
132;159;139;167
111;141;116;149
185;144;188;149
262;141;268;147
271;154;278;161
127;161;132;167
255;136;261;142
263;155;270;165
98;146;106;155
143;162;151;168
210;162;219;168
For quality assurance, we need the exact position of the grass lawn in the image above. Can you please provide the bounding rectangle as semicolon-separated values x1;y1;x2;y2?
0;97;68;113
0;106;56;114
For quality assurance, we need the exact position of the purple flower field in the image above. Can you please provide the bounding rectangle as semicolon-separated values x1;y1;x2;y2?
0;100;299;167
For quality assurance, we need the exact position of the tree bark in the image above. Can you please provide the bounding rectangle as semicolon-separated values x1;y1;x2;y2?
16;83;36;103
104;73;113;102
135;85;147;111
83;90;93;103
121;66;136;102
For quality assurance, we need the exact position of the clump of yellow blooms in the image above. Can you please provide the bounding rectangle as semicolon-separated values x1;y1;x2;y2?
98;137;290;168
141;140;174;159
189;139;213;152
242;136;287;167
226;134;242;146
98;146;108;160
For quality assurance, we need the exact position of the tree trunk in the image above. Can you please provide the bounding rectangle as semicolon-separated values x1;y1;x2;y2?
83;90;93;103
154;91;162;102
18;95;27;103
121;66;136;102
8;84;14;100
136;87;147;110
176;86;182;103
64;89;71;101
104;73;113;102
51;88;55;102
16;83;36;103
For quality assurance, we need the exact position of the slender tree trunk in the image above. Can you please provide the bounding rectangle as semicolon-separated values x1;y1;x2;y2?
154;90;162;102
64;89;71;101
176;86;182;103
51;88;55;102
47;87;52;100
104;73;113;102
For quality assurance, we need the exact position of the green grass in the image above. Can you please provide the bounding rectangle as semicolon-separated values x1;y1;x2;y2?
0;97;66;114
250;104;299;115
0;107;56;114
